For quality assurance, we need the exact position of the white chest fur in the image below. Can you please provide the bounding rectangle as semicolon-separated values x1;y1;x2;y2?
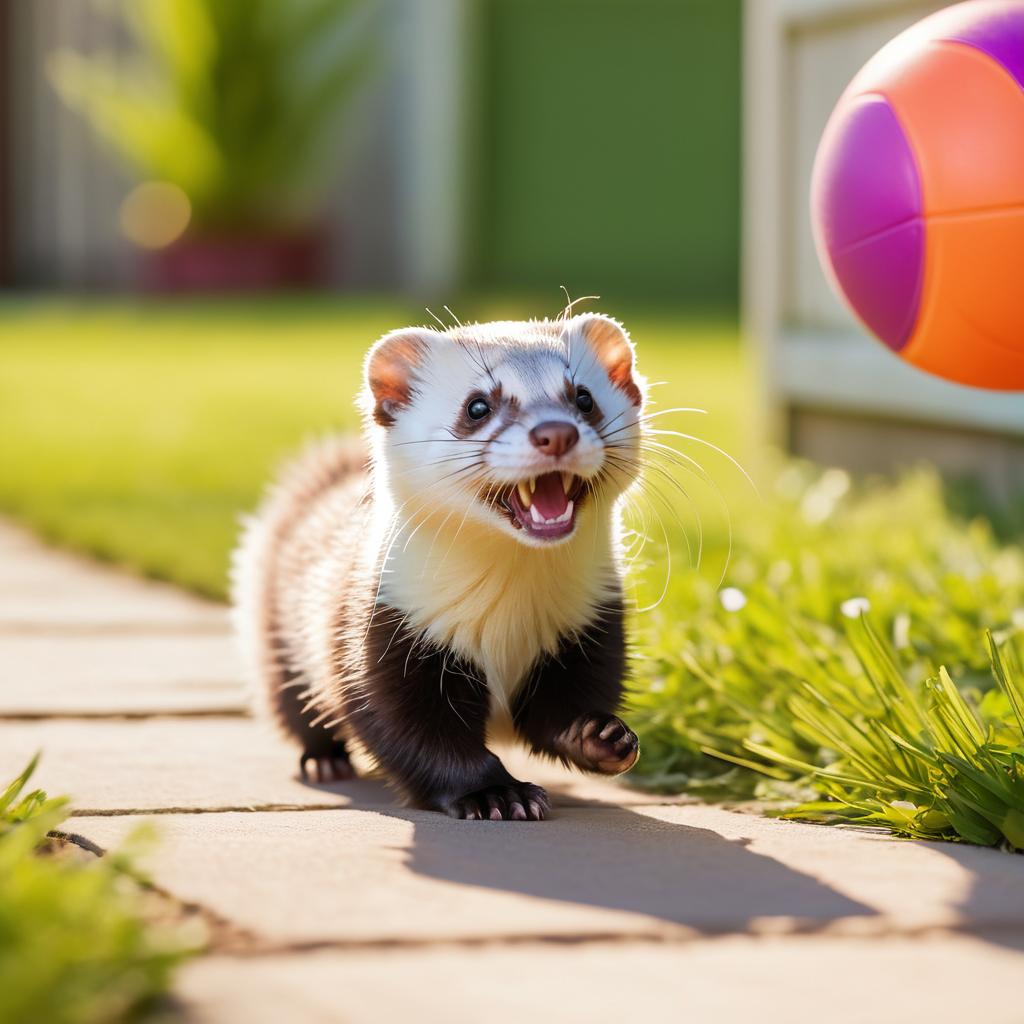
380;508;617;714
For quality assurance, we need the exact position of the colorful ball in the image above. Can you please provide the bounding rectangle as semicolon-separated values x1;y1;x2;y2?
811;0;1024;390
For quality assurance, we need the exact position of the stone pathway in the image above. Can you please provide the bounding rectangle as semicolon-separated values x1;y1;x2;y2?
3;519;1024;1023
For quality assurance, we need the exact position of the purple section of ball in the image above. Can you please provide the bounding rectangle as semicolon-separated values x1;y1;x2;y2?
943;1;1024;92
812;93;924;350
814;94;922;252
830;221;924;352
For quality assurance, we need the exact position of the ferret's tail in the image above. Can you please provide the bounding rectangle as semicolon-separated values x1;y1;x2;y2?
230;435;367;761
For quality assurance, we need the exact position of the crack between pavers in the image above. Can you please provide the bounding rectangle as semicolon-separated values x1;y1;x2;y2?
0;622;231;636
199;917;1024;958
70;803;353;816
63;829;1024;958
48;829;107;857
68;798;695;817
0;707;250;721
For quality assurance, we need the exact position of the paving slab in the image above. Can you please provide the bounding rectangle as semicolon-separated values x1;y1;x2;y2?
0;718;363;812
0;632;246;716
177;934;1024;1024
0;521;229;631
0;520;243;716
75;803;1024;946
0;717;681;813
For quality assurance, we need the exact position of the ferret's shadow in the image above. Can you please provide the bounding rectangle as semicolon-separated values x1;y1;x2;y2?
303;772;876;936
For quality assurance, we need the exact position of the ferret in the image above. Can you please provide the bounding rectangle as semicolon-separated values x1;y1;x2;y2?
232;313;646;820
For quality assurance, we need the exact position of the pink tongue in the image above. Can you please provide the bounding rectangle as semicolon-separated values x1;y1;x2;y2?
531;472;568;519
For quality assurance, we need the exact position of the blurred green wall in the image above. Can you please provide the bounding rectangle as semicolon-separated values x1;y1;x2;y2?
473;0;742;308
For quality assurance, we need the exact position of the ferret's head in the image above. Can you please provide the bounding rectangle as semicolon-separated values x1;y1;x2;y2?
362;314;645;547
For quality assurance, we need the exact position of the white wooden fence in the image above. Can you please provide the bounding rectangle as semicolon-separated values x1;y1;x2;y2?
743;0;1024;494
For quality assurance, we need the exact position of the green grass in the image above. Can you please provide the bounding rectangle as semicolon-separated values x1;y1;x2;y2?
0;758;196;1023
0;297;748;598
771;623;1024;848
629;467;1024;849
4;296;1023;851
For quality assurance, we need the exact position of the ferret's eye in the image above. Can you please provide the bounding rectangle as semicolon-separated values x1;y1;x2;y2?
466;397;491;420
575;387;594;413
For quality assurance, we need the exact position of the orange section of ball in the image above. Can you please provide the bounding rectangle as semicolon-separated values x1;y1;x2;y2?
904;209;1024;390
852;36;1024;387
861;40;1024;213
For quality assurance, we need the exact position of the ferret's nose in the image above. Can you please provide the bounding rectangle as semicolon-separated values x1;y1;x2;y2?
529;421;579;457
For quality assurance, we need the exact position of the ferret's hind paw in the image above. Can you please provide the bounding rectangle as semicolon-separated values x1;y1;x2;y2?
574;714;640;775
300;742;355;784
448;782;550;821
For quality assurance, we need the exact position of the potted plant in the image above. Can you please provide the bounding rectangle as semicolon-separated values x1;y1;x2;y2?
49;0;377;290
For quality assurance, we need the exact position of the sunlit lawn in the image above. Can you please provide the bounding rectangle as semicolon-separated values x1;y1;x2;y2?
3;296;1023;851
0;297;751;598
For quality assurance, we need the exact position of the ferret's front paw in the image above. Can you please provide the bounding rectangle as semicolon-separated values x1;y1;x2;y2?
447;782;550;821
569;714;640;775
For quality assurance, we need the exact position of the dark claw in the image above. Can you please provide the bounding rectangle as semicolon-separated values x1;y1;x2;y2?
449;782;549;821
571;714;640;775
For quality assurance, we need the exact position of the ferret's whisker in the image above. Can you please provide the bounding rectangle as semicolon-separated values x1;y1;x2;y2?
597;407;708;445
595;406;636;438
424;307;447;331
617;477;674;614
393;437;499;447
604;453;696;569
611;437;735;588
557;288;600;322
647;427;758;495
445;427;509;446
634;460;703;570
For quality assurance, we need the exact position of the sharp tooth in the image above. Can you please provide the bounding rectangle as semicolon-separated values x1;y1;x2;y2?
561;472;574;493
529;476;537;494
530;504;543;524
517;481;532;508
559;501;574;523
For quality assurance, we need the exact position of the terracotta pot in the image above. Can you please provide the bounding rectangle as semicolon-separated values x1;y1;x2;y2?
147;228;328;292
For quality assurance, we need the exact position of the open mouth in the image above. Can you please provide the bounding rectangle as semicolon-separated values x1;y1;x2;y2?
503;471;585;541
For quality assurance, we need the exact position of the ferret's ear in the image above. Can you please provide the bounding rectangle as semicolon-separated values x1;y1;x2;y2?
364;328;436;427
573;314;643;407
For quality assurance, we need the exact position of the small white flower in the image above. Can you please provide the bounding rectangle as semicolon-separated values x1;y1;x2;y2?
840;596;871;619
800;468;851;524
893;613;911;650
719;587;747;612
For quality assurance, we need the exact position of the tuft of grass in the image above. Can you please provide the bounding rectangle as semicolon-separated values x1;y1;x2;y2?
0;755;60;827
0;758;198;1024
628;466;1024;849
762;622;1024;849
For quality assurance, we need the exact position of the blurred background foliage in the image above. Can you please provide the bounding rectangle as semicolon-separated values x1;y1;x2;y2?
5;0;742;302
474;0;741;303
49;0;378;233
